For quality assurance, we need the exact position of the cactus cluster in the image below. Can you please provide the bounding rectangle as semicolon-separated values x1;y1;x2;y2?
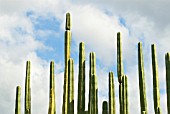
14;12;170;114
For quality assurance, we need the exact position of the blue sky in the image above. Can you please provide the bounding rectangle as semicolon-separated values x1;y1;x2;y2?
0;0;170;114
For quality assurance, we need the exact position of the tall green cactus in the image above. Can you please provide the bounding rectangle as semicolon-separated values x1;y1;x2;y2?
109;72;116;114
122;75;128;114
138;42;147;114
25;61;31;114
166;52;170;114
151;44;161;114
48;61;56;114
68;58;74;114
15;86;21;114
77;42;86;114
102;101;108;114
88;52;98;114
63;12;71;114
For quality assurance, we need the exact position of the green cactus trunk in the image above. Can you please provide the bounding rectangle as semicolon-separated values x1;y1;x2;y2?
25;61;31;114
15;86;21;114
88;52;98;114
63;12;71;114
122;75;128;114
151;44;162;114
138;42;148;114
109;72;116;114
166;53;170;114
68;58;74;114
48;61;56;114
102;101;108;114
77;42;86;114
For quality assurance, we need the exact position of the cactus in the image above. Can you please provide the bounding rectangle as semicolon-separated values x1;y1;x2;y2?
15;86;21;114
102;101;108;114
138;42;147;114
77;42;86;114
63;12;71;114
25;61;31;114
122;75;128;114
68;58;74;114
109;72;116;114
88;52;98;114
151;44;162;114
166;52;170;114
48;61;56;114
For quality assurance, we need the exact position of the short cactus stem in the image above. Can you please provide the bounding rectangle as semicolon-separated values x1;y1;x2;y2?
102;101;108;114
122;75;128;114
166;53;170;113
15;86;21;114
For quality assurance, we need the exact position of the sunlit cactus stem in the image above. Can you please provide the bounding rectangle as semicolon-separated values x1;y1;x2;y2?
15;86;21;114
151;44;161;114
77;42;86;114
68;58;74;114
109;72;116;114
102;101;108;114
48;61;56;114
25;61;31;114
138;42;148;114
165;53;170;114
122;75;128;114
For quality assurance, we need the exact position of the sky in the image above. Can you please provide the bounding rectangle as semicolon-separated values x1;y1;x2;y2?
0;0;170;114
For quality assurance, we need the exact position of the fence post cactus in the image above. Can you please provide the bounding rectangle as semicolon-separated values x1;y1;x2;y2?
15;86;21;114
138;42;148;114
102;101;108;114
122;75;128;114
25;61;31;114
63;12;71;114
77;42;86;114
166;53;170;113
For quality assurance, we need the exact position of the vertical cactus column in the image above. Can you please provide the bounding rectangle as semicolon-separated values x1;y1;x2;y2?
102;101;108;114
77;42;86;114
63;12;71;114
151;44;162;114
68;58;74;114
15;86;21;114
138;42;148;114
25;61;31;114
109;72;116;114
88;52;98;114
48;61;56;114
166;53;170;114
117;32;124;114
122;75;128;114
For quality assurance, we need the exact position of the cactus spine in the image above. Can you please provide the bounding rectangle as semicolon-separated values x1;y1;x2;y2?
151;44;161;114
109;72;116;114
68;58;74;114
48;61;56;114
15;86;21;114
102;101;108;114
166;53;170;114
77;42;86;114
122;75;128;114
138;42;147;114
88;52;98;114
63;12;71;114
25;61;31;114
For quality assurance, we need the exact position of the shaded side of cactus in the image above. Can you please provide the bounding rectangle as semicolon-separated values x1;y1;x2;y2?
138;42;147;114
15;86;21;114
48;61;56;114
102;101;108;114
109;72;116;114
68;58;74;114
25;61;31;114
77;42;86;114
166;53;170;113
151;44;161;114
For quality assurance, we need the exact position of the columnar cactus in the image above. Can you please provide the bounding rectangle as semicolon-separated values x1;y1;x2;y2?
102;101;108;114
138;42;148;114
68;58;74;114
151;44;161;114
63;12;71;114
166;53;170;114
25;61;31;114
77;42;86;114
109;72;116;114
48;61;56;114
122;75;128;114
15;86;21;114
88;52;98;114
